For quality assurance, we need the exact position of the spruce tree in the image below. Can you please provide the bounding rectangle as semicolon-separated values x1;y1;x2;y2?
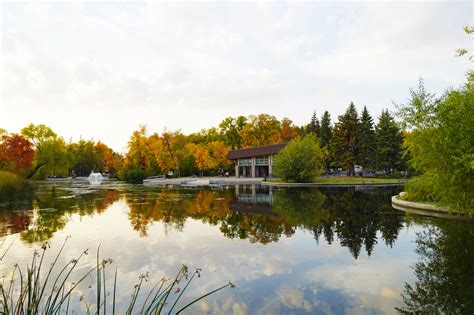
358;106;377;171
307;111;321;136
320;111;332;148
331;102;360;176
375;110;405;174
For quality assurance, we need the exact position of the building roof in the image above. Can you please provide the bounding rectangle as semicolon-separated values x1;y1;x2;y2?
227;143;286;160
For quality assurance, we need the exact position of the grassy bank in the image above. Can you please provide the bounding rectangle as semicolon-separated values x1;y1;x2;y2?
268;176;407;185
0;171;34;202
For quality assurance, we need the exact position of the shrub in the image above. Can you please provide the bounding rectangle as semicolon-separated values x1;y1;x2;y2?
0;170;34;202
273;135;325;183
126;168;146;183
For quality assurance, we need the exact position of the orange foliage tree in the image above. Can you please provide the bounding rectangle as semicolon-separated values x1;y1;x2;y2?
0;134;35;176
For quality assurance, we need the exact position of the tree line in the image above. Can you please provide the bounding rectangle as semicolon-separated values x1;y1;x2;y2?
1;106;406;181
0;124;122;179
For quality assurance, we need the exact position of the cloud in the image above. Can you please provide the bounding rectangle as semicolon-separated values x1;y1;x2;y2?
1;1;471;151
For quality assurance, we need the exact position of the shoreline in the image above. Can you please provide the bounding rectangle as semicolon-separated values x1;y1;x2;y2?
391;195;473;221
263;181;405;188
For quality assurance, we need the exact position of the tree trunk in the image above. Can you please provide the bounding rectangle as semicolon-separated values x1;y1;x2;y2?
27;163;45;179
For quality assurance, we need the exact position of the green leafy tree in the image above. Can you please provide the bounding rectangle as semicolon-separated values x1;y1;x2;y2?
399;74;473;212
376;110;405;174
330;103;360;176
395;78;439;130
218;116;247;149
20;124;69;178
273;135;324;182
358;106;377;171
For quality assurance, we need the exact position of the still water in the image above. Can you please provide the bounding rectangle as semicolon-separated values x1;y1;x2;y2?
1;181;473;314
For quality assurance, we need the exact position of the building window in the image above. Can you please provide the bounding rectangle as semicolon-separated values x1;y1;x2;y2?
256;156;269;166
238;158;252;166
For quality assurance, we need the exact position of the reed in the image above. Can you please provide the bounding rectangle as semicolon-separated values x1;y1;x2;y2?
0;239;234;314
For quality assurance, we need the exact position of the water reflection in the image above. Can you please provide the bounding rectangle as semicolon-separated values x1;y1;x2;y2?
397;217;474;314
1;182;473;313
1;184;404;256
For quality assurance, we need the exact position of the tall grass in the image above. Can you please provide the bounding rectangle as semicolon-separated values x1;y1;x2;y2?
0;239;234;314
0;171;34;203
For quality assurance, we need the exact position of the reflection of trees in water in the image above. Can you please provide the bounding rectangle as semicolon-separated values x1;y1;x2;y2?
5;184;406;259
397;219;474;314
273;187;404;259
126;189;292;243
125;186;404;256
19;187;120;243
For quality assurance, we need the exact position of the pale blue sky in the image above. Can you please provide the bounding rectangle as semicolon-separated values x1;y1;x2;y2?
1;1;472;152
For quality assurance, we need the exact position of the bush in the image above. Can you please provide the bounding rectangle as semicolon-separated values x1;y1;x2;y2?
126;168;146;183
398;74;474;213
273;135;325;183
0;170;34;202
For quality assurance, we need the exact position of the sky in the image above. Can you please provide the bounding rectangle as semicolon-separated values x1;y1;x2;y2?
1;1;472;153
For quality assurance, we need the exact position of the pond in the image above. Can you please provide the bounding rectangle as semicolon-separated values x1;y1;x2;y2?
1;181;473;314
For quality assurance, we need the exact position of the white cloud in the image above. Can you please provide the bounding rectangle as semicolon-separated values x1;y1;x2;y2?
1;1;471;151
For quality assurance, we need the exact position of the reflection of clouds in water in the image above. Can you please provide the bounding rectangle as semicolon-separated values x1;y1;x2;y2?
2;185;419;313
277;285;315;312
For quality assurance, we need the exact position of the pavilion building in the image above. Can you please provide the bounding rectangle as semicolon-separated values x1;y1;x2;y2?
227;143;286;178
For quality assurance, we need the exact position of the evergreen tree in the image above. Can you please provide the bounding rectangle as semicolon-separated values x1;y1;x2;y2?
320;111;332;148
307;111;321;136
331;102;360;176
375;110;405;174
358;106;377;171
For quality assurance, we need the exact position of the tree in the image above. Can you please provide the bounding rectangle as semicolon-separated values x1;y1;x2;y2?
320;111;332;148
279;118;298;142
239;114;282;147
68;139;103;176
376;110;405;174
218;116;247;149
273;135;325;183
395;78;439;130
193;145;213;176
307;111;321;136
35;137;70;178
0;134;35;176
358;106;377;171
95;142;123;174
330;103;360;176
207;141;231;171
124;125;152;172
20;124;68;178
399;73;473;212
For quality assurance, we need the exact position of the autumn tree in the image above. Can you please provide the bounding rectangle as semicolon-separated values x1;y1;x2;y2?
125;125;152;172
193;145;214;176
0;134;35;176
240;114;282;147
330;103;360;176
207;141;231;171
279;118;298;143
95;142;123;174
